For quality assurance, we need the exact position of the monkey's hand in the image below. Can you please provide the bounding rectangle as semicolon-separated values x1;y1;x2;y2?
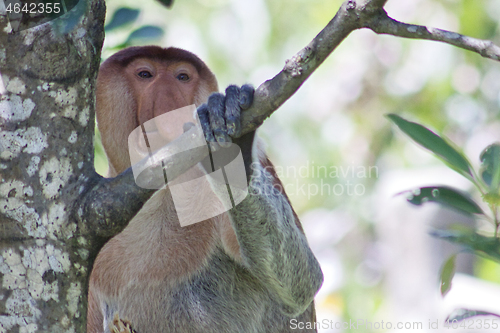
197;84;254;149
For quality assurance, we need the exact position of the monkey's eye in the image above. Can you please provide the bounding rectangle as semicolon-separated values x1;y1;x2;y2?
137;71;153;79
177;73;190;81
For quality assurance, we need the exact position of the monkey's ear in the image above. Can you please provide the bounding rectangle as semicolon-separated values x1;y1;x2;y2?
156;0;174;8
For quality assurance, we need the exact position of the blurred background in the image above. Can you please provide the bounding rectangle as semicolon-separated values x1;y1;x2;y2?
95;0;500;331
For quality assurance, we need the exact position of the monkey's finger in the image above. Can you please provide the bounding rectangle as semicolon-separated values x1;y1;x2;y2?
239;84;254;110
224;85;241;137
197;104;216;143
208;93;232;148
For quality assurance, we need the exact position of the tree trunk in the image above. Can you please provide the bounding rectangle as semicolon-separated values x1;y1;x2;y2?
0;1;105;331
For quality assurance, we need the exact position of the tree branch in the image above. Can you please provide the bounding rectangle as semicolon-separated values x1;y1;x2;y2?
365;11;500;62
370;0;389;7
76;170;155;240
77;124;207;239
240;0;361;133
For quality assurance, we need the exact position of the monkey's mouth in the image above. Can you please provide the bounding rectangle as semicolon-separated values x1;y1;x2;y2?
130;127;170;158
129;104;202;161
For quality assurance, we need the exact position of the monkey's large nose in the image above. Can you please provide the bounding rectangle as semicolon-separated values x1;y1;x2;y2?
129;105;204;165
153;104;198;142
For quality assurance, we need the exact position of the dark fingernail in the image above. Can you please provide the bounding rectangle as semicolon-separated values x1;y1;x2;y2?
226;117;241;137
226;120;236;136
215;130;232;148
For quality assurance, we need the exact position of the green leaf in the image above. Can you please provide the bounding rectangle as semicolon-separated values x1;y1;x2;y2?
483;193;500;206
440;255;456;297
387;114;472;176
11;0;81;32
105;8;140;31
123;26;165;46
50;0;88;35
431;230;500;262
480;143;500;191
156;0;175;8
399;186;484;215
446;308;500;323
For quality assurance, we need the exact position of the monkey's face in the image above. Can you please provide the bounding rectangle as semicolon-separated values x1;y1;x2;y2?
96;47;218;176
127;59;200;131
125;59;203;156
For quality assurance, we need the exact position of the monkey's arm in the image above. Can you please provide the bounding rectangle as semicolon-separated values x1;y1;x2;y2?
232;135;323;316
199;86;324;316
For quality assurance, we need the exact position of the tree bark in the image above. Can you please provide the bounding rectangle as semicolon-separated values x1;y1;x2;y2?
0;0;105;331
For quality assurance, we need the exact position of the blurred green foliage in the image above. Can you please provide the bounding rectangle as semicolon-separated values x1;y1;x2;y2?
389;114;500;320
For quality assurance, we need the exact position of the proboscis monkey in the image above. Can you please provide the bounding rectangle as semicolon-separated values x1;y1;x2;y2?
88;46;323;333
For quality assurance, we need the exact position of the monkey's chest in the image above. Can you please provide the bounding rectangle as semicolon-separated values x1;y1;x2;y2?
108;249;300;333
